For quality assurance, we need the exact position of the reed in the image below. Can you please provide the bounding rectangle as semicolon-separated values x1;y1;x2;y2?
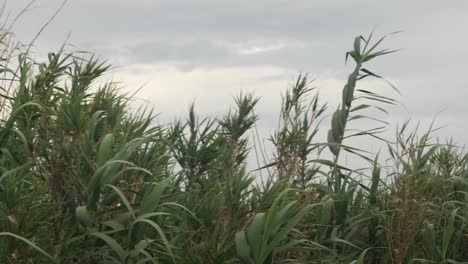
0;22;466;263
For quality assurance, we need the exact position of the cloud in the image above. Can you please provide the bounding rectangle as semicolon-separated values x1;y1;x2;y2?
111;63;295;120
5;0;468;148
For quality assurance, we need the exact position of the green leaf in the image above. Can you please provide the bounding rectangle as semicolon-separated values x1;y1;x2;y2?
236;231;253;263
97;133;114;167
0;232;58;263
88;232;126;261
351;248;370;264
140;178;170;216
246;212;265;257
76;205;93;227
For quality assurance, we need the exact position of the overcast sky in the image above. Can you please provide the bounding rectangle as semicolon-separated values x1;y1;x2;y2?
5;0;468;167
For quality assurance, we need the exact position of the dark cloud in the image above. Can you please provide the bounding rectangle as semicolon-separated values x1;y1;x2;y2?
126;39;233;65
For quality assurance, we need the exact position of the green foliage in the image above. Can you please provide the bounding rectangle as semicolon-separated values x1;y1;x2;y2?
236;189;310;264
0;31;466;264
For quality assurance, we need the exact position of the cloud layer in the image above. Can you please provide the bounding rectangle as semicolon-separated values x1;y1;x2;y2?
7;0;468;152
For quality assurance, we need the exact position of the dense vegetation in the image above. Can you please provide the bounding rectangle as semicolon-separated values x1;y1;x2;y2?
0;27;467;263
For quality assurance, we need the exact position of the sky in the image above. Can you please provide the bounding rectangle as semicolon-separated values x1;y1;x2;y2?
4;0;468;169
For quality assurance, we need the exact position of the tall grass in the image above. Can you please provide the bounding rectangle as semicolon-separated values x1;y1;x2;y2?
0;26;467;263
